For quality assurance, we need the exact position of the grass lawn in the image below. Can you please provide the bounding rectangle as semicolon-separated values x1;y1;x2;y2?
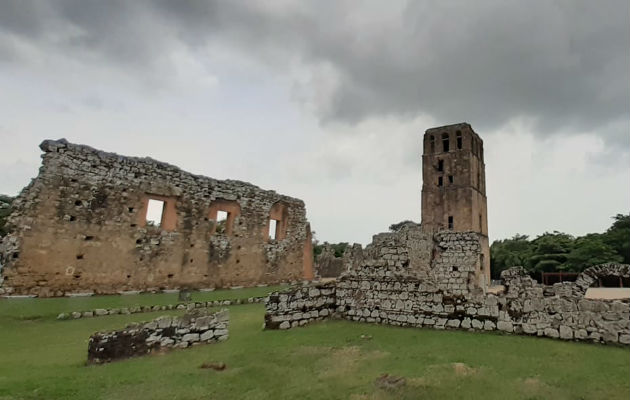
0;291;628;400
0;285;285;320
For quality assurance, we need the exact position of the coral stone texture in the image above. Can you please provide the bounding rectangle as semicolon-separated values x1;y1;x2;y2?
0;139;313;296
87;309;229;364
421;123;490;287
265;225;630;345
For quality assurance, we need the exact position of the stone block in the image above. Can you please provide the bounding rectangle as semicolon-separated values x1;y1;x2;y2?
157;316;172;329
182;333;200;343
559;325;573;340
522;323;536;334
497;321;513;333
200;330;215;341
543;328;559;338
446;319;461;328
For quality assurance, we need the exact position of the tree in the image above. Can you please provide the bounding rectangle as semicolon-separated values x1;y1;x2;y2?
528;232;574;273
565;233;622;272
312;241;349;261
601;214;630;264
490;234;532;279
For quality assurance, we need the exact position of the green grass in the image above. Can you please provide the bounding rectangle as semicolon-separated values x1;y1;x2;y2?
0;291;628;400
0;285;284;320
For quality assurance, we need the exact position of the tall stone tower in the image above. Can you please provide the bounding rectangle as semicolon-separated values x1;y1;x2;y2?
421;122;490;287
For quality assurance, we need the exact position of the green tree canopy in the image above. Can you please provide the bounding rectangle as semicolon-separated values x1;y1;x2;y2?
565;233;622;272
490;234;532;279
490;214;629;276
601;214;630;264
528;231;574;273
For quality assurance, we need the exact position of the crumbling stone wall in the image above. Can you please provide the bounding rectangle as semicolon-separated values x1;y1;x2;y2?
314;245;345;278
88;309;228;364
314;243;364;278
265;227;630;345
0;139;313;296
57;295;264;320
264;282;335;329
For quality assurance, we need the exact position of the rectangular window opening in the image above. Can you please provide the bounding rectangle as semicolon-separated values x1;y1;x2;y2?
456;133;463;149
215;210;230;234
448;216;454;230
146;199;165;227
442;138;449;152
448;175;453;184
268;219;279;240
438;176;443;187
437;159;444;172
217;210;228;222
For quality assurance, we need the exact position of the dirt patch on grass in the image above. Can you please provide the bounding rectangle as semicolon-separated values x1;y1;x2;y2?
318;346;389;379
452;362;478;376
408;362;480;389
375;373;406;390
519;376;554;395
295;345;333;356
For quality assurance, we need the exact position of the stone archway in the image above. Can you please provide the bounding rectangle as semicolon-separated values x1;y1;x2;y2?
573;263;630;296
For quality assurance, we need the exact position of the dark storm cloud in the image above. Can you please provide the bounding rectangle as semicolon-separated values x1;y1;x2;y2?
0;0;627;140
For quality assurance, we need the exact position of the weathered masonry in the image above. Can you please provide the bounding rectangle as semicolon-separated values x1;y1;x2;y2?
421;123;490;287
88;309;229;364
0;139;313;297
265;225;630;346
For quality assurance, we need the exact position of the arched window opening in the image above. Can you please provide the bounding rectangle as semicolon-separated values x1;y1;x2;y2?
429;135;435;153
456;131;462;149
441;133;450;152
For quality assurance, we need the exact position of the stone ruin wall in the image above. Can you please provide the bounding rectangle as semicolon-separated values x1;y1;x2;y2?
0;139;313;297
314;243;364;278
265;227;630;345
88;309;229;364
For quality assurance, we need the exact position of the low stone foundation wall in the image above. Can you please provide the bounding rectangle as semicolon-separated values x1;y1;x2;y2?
58;296;264;320
87;309;229;364
264;282;335;329
264;264;630;345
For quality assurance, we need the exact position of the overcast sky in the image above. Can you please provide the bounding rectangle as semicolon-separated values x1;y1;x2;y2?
0;0;628;245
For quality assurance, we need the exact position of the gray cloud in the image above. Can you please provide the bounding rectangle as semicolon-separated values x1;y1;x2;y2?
0;0;628;143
